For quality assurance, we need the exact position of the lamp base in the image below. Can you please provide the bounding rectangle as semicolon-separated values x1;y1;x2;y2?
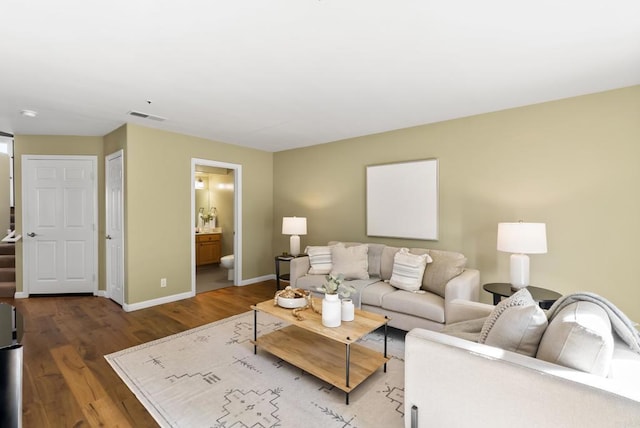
509;253;530;289
289;235;301;257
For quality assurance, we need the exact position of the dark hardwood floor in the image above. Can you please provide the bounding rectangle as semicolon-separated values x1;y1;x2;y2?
3;281;275;427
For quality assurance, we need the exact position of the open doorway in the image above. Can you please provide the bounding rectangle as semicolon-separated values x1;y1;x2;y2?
191;158;242;294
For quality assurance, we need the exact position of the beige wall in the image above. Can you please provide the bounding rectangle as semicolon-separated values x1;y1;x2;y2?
124;124;273;304
13;86;639;320
14;124;273;307
273;85;640;321
13;135;105;294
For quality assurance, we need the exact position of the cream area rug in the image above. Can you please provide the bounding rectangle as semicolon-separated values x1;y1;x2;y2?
105;311;405;428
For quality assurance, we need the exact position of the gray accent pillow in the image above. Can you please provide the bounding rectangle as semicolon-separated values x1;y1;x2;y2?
380;246;400;280
420;249;466;298
366;243;386;278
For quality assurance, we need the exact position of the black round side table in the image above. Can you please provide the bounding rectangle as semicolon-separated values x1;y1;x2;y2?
483;283;562;310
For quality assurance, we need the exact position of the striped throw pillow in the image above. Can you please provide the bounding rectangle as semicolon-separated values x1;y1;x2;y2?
306;245;333;274
389;248;432;292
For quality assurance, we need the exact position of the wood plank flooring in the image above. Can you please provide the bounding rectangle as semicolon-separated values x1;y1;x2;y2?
2;281;275;428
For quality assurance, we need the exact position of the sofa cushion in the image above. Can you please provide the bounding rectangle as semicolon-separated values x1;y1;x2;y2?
479;288;548;357
360;281;396;307
330;243;369;280
382;290;445;323
441;317;486;342
389;248;432;292
608;337;640;386
295;274;327;293
305;245;333;275
421;249;467;298
537;301;614;376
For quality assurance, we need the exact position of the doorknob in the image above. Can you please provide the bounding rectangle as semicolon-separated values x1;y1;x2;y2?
27;232;37;237
106;235;112;240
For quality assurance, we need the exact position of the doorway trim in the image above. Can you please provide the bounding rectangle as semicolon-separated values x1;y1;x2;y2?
191;158;242;293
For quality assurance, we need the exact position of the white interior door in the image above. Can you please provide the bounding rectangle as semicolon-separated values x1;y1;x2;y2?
106;151;124;305
22;155;97;294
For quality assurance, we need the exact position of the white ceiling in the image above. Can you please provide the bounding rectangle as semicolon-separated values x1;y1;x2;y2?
1;1;639;152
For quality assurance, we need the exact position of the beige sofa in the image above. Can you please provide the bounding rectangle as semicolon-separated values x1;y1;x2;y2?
405;295;640;427
289;241;480;331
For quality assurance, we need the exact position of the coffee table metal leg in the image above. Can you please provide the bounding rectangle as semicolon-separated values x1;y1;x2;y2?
345;343;351;405
253;309;257;354
345;343;350;387
384;321;388;372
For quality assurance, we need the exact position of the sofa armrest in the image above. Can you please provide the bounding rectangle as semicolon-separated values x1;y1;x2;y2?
446;299;494;324
443;268;480;322
289;256;310;288
405;328;640;428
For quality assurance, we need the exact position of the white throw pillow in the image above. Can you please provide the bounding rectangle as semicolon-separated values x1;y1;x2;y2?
479;288;548;357
536;301;614;376
330;243;369;280
305;245;333;275
389;248;432;292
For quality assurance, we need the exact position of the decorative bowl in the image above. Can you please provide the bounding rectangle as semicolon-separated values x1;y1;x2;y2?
277;296;307;309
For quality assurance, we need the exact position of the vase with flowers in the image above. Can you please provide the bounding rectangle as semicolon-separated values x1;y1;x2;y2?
316;273;356;327
199;209;213;232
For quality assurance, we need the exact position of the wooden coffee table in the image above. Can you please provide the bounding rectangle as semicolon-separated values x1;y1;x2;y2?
251;298;389;404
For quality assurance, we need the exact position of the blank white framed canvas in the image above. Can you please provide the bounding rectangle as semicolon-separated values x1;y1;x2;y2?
366;159;438;240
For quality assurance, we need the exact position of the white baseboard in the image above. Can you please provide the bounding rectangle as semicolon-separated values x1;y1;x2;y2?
15;290;108;298
123;290;195;312
238;274;276;286
15;276;275;309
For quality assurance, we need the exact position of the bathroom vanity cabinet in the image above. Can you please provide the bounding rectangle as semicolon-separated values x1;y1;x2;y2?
196;233;221;266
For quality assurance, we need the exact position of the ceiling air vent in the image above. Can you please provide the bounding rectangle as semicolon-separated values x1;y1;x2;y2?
127;111;166;122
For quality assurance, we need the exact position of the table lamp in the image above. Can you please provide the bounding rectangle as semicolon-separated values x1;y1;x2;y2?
282;217;307;256
497;222;547;289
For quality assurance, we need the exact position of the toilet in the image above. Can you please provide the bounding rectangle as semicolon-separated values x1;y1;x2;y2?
220;254;234;281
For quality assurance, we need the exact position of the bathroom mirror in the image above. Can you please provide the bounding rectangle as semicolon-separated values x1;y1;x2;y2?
193;166;235;256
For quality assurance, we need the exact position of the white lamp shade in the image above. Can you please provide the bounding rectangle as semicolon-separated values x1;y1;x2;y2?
497;222;547;254
282;217;307;235
282;217;307;256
